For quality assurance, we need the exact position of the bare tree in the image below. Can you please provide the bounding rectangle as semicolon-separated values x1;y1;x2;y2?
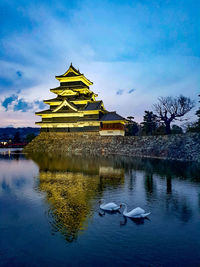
154;95;195;134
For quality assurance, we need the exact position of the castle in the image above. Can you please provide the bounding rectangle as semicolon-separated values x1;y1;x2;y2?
36;64;126;136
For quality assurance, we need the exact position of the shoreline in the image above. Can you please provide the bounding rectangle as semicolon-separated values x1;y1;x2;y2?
24;132;200;163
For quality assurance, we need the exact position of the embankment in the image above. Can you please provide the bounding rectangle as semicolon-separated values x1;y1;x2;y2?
24;132;200;162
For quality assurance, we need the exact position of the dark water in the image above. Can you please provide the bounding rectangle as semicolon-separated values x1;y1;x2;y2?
0;149;200;267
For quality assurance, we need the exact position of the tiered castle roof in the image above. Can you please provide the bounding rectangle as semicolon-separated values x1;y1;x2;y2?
36;64;126;134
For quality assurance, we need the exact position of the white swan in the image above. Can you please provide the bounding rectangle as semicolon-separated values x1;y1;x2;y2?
99;199;121;211
121;203;150;218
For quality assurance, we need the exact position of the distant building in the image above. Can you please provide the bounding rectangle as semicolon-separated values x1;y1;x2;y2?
36;64;126;136
0;141;8;146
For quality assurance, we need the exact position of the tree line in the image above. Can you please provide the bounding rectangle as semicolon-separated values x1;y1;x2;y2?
126;94;200;136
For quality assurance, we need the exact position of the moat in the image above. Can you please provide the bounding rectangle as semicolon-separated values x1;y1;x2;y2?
0;149;200;266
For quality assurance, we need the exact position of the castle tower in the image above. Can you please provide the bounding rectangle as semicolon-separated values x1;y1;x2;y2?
36;64;126;136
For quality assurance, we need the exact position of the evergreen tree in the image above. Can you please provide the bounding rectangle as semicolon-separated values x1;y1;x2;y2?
125;116;139;136
187;94;200;133
26;133;36;143
171;125;183;134
141;111;157;135
196;94;200;130
154;123;166;135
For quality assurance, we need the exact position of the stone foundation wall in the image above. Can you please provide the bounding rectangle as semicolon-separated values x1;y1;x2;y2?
24;132;200;162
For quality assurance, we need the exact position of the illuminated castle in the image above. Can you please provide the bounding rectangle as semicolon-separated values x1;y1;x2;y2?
36;64;126;136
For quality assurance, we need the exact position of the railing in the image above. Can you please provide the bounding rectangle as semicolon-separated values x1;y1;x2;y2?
0;143;28;148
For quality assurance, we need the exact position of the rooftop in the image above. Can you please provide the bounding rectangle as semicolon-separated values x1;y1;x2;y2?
56;63;82;78
100;112;125;121
84;101;102;111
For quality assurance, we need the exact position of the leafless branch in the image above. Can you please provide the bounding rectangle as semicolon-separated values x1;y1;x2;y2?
153;95;195;134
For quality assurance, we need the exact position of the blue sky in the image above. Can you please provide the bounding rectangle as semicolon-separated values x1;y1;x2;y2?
0;0;199;127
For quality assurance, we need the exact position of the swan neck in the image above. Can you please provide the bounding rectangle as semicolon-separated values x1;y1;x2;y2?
101;199;105;205
122;203;127;213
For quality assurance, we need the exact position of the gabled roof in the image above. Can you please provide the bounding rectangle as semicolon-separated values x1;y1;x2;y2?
55;63;93;86
56;63;82;78
52;99;78;112
100;112;125;121
84;101;102;110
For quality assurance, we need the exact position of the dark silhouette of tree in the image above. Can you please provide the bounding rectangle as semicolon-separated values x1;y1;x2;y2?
141;111;157;135
127;116;134;121
13;131;21;143
126;116;139;136
26;133;36;143
185;95;200;133
171;125;183;134
196;94;200;131
154;95;195;134
154;123;166;135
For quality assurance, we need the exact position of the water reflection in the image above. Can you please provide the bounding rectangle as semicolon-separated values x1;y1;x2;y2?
27;153;200;242
40;171;99;242
1;150;200;265
144;174;154;194
29;153;124;242
120;216;150;226
166;175;172;194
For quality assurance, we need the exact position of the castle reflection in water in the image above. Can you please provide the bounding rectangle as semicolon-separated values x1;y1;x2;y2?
26;152;200;242
1;150;200;266
28;153;124;242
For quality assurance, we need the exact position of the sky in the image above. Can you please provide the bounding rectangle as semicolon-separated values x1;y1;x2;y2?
0;0;199;127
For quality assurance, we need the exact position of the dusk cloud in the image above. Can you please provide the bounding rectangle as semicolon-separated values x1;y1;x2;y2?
1;94;46;113
116;90;124;96
128;89;135;94
16;71;23;78
34;100;46;110
2;95;18;110
13;99;33;112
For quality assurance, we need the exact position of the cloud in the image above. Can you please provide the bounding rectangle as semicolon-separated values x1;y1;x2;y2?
1;94;47;113
116;89;124;95
34;100;46;110
0;60;40;94
13;99;33;112
128;89;135;94
117;88;135;95
16;70;23;78
1;94;18;110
